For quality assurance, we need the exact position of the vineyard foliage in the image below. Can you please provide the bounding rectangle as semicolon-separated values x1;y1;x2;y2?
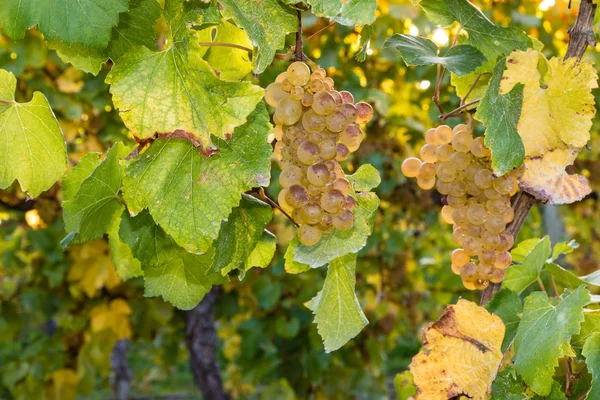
1;0;600;399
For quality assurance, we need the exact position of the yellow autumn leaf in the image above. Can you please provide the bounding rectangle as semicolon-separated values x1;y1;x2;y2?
68;240;121;298
47;369;78;400
410;299;505;400
500;49;597;204
90;298;132;340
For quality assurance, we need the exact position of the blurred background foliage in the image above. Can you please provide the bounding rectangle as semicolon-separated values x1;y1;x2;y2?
1;0;599;398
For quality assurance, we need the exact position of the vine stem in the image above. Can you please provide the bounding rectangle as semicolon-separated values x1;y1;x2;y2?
197;42;253;52
0;99;16;105
441;99;481;121
259;188;299;227
303;21;336;44
295;10;304;61
480;0;597;307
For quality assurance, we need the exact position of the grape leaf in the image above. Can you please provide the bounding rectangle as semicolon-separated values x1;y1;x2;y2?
491;368;526;400
486;288;522;352
410;299;504;399
499;49;597;204
0;69;67;198
306;253;368;352
346;164;381;192
573;312;600;349
212;194;273;275
0;0;128;48
475;58;525;176
545;263;600;289
551;240;579;261
394;371;417;400
284;245;312;274
384;34;486;76
198;21;253;81
511;238;543;263
107;212;143;281
355;25;374;62
219;0;298;74
121;103;272;254
63;142;129;242
419;0;529;61
514;286;590;395
300;0;377;26
243;230;277;273
61;152;101;201
504;236;551;294
119;210;227;310
48;40;107;76
583;333;600;400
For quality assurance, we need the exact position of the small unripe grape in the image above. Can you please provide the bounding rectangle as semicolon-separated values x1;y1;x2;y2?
452;227;468;245
274;97;303;125
340;90;354;103
287;61;311;86
451;249;470;267
489;268;506;283
460;263;478;283
420;144;438;163
435;125;453;144
417;176;435;190
281;79;293;92
502;207;514;223
321;189;346;213
419;163;436;180
302;109;326;133
265;83;288;107
497;232;514;252
485;215;505;234
336;143;350;161
450;151;472;171
355;102;374;124
436;144;454;162
285;184;308;208
319;139;337;160
492;175;514;194
470;136;490;158
333;178;351;195
307;185;321;197
494;251;512;269
279;165;303;187
484;187;502;200
452;130;473;153
326;110;348;132
441;205;454;224
297;141;320;165
436;162;458;182
401;158;422;178
333;210;355;230
298;224;322;246
474;169;493;189
345;195;357;210
278;189;293;213
307;163;331;187
312;91;336;115
300;202;324;224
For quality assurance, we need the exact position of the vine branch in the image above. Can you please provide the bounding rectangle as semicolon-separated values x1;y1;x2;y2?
198;42;253;53
303;21;336;44
295;10;304;61
480;0;597;306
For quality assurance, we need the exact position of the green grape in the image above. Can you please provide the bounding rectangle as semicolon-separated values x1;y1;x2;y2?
307;163;331;187
336;143;350;161
345;195;357;210
463;236;481;256
451;130;473;153
419;163;436;180
330;90;343;104
297;141;321;165
465;181;483;197
420;144;438;163
319;139;337;160
435;125;453;144
484;215;505;234
333;178;351;195
425;128;439;145
474;169;493;189
470;136;490;158
460;263;478;283
291;208;305;224
274;97;302;125
323;77;335;90
441;205;454;224
274;125;284;141
451;263;463;275
265;83;288;107
464;163;483;181
276;72;287;83
436;162;458;182
452;227;468;246
452;207;469;226
300;202;324;224
462;280;477;290
311;68;326;80
435;144;454;162
451;249;470;267
321;189;346;213
312;91;336;115
466;223;485;237
285;184;308;208
279;165;302;187
302;109;326;133
494;251;512;269
309;132;324;143
453;124;468;134
477;265;494;281
278;189;293;213
449;151;472;171
325;110;348;133
298;224;322;246
417;176;435;190
287;61;311;86
307;185;321;197
333;210;355;230
446;195;466;208
319;213;333;231
401;158;422;178
281;79;293;92
475;279;490;290
340;90;354;103
355;102;374;124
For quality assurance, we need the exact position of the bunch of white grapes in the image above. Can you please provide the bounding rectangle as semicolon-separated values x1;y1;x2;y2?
266;61;374;246
401;125;522;290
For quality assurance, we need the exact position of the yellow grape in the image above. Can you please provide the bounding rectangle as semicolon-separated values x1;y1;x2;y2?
401;157;422;178
420;144;438;163
435;144;454;162
451;130;473;153
287;61;311;86
417;176;435;190
441;205;454;224
298;224;322;246
451;249;470;267
435;125;453;144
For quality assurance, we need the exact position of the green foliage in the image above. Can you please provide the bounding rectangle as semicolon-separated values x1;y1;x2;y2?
504;236;551;294
486;289;522;352
582;334;600;400
384;34;486;76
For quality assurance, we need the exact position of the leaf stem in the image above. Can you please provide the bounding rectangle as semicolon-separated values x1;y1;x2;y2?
197;42;253;53
461;74;482;106
432;64;445;116
0;99;16;105
303;21;336;44
441;99;481;121
536;277;546;292
259;187;299;227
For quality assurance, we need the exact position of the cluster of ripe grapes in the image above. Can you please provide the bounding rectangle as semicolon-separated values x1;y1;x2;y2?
266;61;373;246
401;125;522;290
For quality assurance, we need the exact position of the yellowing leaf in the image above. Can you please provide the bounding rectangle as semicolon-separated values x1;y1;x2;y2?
47;369;78;400
67;240;121;298
499;49;597;204
90;299;132;340
410;299;505;400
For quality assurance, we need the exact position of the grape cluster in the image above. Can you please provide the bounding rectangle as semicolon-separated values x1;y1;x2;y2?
266;62;374;246
401;125;522;290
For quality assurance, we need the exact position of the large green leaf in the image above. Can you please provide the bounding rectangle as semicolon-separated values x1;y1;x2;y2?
306;253;368;352
384;34;486;76
583;333;600;400
346;164;381;192
63;142;129;242
243;230;277;273
48;41;107;76
486;289;522;352
419;0;529;61
573;312;600;349
61;153;101;201
475;59;525;176
119;211;226;310
514;287;590;395
212;194;273;274
504;237;551;294
122;103;272;254
219;0;298;74
0;0;128;48
545;263;600;290
107;211;143;281
0;69;67;198
491;368;526;400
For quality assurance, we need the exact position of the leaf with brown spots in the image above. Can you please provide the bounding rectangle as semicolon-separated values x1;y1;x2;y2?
410;299;505;400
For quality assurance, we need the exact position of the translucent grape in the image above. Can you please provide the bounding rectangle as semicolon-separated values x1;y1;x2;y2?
494;251;512;269
340;103;358;124
274;125;284;141
340;125;363;152
326;110;348;132
448;181;466;197
463;237;481;256
274;97;302;125
345;195;357;210
323;77;335;90
483;187;502;200
482;232;501;251
497;232;514;252
452;207;469;226
441;205;454;224
336;143;350;161
484;215;505;234
452;227;468;246
302;109;326;133
333;178;351;195
287;61;311;86
290;86;304;101
451;249;470;267
453;124;468;134
321;189;346;213
355;102;374;124
301;93;314;107
419;163;436;180
330;91;343;104
436;180;451;195
275;72;287;83
420;144;438;163
492;175;514;194
278;189;293;213
417;176;435;190
451;130;473;153
463;280;477;290
450;151;472;171
299;202;323;224
281;79;293;92
333;210;355;230
436;162;457;182
466;223;484;237
489;268;506;283
319;213;333;231
470;136;490;158
311;68;326;80
340;91;354;103
451;264;463;275
425;128;439;145
478;265;494;280
474;169;493;189
298;224;322;246
279;165;302;187
285;184;308;208
474;279;490;291
307;163;330;187
265;83;288;107
312;91;336;115
296;141;320;165
487;198;508;215
319;139;337;160
435;144;454;162
502;207;514;223
465;181;483;197
435;125;453;144
479;250;496;266
460;263;478;282
464;163;483;181
447;195;466;208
